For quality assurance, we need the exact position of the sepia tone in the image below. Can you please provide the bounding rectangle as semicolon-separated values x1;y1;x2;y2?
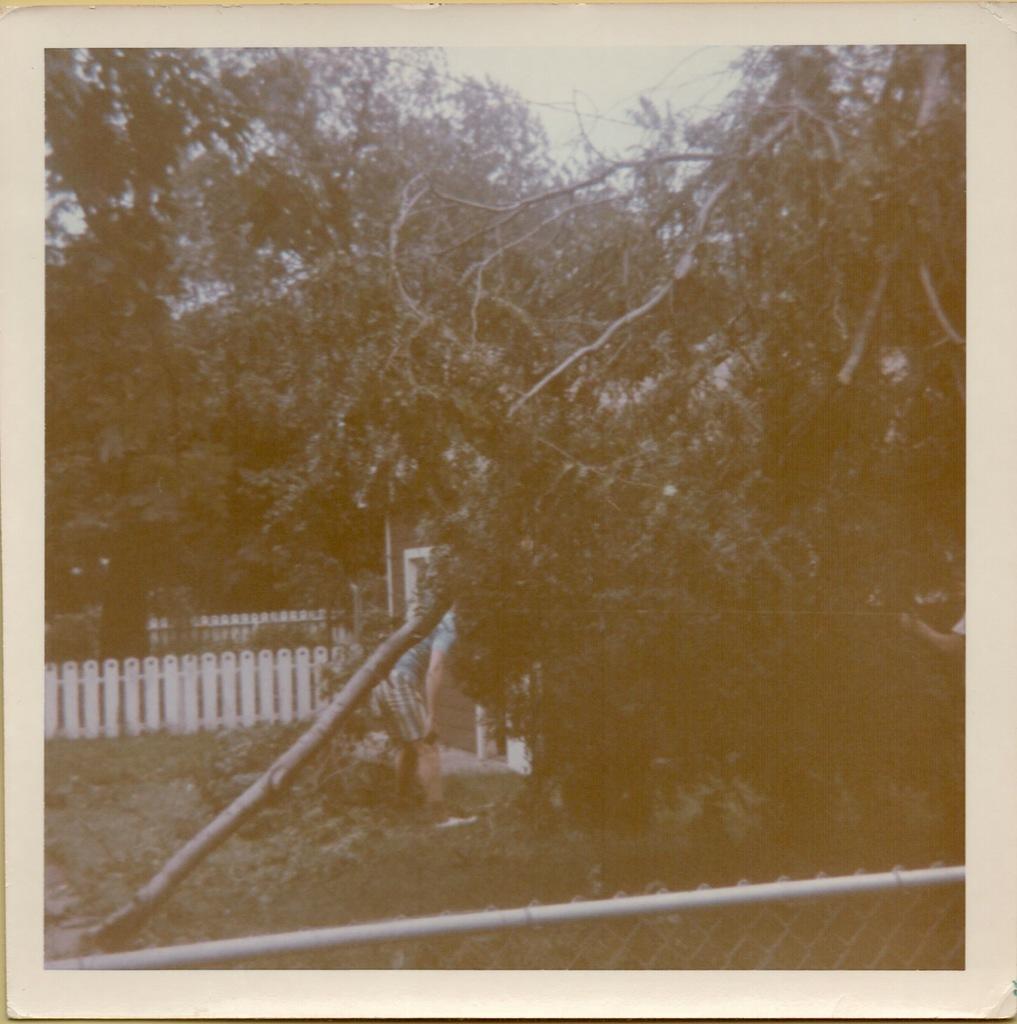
44;45;964;969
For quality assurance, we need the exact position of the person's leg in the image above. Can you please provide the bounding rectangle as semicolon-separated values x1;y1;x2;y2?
396;742;420;803
376;671;428;807
412;738;444;816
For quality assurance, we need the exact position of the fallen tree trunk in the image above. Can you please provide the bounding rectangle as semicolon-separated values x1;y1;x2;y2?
86;604;448;952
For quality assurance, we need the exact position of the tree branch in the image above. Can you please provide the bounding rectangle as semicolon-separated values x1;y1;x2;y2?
388;174;431;322
918;263;964;345
507;117;793;417
457;196;615;287
432;151;718;257
86;605;447;951
836;256;894;386
432;150;719;215
508;281;675;417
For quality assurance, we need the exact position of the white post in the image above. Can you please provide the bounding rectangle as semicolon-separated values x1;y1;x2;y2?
61;662;81;739
506;737;531;775
239;651;257;727
220;652;238;730
312;646;329;708
257;650;275;724
181;655;200;734
143;657;161;733
103;659;120;738
200;653;219;731
474;706;487;760
82;661;101;739
163;655;181;733
277;649;294;724
123;659;141;737
385;515;395;618
294;648;312;719
45;664;59;739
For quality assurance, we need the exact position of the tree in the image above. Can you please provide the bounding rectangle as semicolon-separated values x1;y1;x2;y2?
46;48;250;654
380;46;964;857
45;48;556;646
48;44;964;867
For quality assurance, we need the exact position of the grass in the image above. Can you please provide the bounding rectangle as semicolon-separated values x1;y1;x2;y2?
45;724;962;969
46;726;709;966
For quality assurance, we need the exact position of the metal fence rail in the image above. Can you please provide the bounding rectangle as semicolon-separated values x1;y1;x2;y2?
48;865;964;971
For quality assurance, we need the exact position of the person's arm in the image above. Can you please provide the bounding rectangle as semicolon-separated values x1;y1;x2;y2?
423;645;449;737
900;612;965;657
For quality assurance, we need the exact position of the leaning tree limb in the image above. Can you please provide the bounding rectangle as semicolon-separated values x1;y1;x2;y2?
86;604;448;952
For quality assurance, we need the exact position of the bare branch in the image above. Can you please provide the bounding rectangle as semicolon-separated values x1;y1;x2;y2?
458;196;615;287
507;117;793;417
508;281;674;417
837;257;894;386
570;89;612;167
433;150;718;215
432;150;718;257
388;175;431;322
919;263;964;345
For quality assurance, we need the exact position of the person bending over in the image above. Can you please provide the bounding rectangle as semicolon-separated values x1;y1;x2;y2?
371;608;475;827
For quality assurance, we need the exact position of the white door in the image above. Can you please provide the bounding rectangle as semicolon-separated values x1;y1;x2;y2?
402;546;433;620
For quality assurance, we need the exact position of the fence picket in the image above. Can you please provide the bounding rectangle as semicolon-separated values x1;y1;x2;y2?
257;650;275;724
239;652;257;727
163;656;181;733
61;662;81;739
123;659;141;736
143;657;161;733
46;638;483;744
200;654;219;731
220;652;238;729
312;647;329;708
45;665;59;739
294;648;312;719
82;661;101;739
102;659;120;738
276;649;294;724
181;655;200;734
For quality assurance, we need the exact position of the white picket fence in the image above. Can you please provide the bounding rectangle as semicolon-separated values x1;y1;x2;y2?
147;610;348;653
44;647;355;740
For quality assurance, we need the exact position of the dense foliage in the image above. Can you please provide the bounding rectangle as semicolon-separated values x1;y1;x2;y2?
47;46;964;863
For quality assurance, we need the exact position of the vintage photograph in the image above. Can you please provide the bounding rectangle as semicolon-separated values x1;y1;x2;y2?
41;42;966;973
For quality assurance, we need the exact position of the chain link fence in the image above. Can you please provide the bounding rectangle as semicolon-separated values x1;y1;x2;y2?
50;866;963;971
369;876;963;971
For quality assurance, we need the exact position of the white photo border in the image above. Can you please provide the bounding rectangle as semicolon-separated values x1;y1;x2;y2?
3;4;1016;1018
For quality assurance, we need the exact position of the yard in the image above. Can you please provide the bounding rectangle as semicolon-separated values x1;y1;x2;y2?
45;723;963;970
32;35;972;992
45;726;696;967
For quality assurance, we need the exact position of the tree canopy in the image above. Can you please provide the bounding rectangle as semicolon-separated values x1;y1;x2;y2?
47;45;964;864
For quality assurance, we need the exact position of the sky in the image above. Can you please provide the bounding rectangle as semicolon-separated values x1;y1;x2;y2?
443;46;747;164
49;47;748;238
